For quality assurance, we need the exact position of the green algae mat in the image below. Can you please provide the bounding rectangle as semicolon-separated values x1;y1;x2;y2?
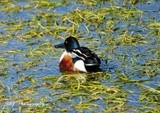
0;0;160;112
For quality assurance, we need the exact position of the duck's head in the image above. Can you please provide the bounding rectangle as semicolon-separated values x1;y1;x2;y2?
55;36;80;52
64;36;80;51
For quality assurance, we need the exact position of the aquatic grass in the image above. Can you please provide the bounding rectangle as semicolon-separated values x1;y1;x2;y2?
146;106;160;113
137;83;160;112
0;83;5;103
0;73;127;112
0;0;160;112
0;56;8;76
6;49;23;54
20;41;60;70
78;0;97;6
0;3;21;13
40;74;128;112
22;59;41;70
116;31;148;46
148;22;160;37
4;23;23;31
0;39;8;45
0;0;144;41
99;6;142;18
25;41;57;57
32;1;62;9
63;6;142;29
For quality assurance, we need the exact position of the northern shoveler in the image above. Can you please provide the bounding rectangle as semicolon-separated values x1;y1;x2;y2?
55;36;101;73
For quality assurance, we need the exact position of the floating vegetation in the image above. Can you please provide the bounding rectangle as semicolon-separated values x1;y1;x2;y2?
0;0;159;112
0;56;8;76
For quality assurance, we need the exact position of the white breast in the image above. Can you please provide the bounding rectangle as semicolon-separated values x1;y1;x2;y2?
59;51;71;62
74;60;87;72
59;51;87;72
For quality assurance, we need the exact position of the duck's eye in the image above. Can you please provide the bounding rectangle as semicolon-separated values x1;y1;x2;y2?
65;41;68;44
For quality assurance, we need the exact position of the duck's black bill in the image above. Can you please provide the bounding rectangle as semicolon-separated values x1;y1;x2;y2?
54;43;64;48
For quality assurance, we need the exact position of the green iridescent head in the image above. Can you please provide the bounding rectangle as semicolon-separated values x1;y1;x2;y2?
64;36;80;52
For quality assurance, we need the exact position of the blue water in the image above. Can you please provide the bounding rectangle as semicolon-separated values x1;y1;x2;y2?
0;0;160;112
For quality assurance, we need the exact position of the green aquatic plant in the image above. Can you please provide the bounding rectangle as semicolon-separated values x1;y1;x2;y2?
0;56;8;76
0;0;159;112
148;22;160;37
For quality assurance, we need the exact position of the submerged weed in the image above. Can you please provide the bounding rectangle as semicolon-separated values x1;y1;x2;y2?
0;0;159;112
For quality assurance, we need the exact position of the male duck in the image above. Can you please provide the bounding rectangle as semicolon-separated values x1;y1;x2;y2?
55;36;101;73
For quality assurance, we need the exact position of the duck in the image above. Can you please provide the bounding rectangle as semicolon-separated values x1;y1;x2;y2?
55;36;101;73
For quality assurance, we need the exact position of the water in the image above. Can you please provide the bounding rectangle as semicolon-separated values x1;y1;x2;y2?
0;0;160;112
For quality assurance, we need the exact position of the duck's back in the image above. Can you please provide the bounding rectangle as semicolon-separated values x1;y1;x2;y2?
71;47;101;72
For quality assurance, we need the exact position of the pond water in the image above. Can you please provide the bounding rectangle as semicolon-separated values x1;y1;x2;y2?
0;0;160;112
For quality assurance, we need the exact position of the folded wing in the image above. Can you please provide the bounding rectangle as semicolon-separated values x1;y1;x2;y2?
71;47;101;67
